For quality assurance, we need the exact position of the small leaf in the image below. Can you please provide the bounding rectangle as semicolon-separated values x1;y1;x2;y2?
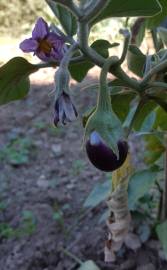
144;134;165;164
128;169;157;210
78;260;101;270
83;181;111;208
127;45;146;77
0;57;38;105
154;107;167;130
156;220;167;258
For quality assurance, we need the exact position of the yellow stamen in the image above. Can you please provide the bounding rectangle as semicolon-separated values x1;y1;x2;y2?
38;39;52;53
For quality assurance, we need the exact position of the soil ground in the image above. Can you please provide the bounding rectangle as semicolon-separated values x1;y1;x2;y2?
0;68;167;270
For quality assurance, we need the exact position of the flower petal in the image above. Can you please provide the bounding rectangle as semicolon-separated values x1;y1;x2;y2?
62;93;78;121
19;38;38;52
32;17;49;40
35;50;51;62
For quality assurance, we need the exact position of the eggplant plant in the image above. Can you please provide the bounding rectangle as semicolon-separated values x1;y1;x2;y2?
0;0;167;263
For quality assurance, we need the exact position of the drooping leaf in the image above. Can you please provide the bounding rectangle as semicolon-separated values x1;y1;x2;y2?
140;111;156;132
156;220;167;258
83;181;111;208
0;57;38;105
93;0;161;24
111;92;136;122
127;45;146;77
130;100;157;130
46;0;77;36
128;169;157;210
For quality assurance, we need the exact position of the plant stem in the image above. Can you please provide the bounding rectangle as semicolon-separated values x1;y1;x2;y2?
141;59;167;87
98;56;118;111
78;22;141;91
118;29;131;65
162;135;167;220
60;247;83;265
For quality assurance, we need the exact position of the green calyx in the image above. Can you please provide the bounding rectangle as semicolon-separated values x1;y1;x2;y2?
54;67;70;98
84;57;124;157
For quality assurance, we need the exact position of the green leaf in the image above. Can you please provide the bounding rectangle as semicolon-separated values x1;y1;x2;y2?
78;261;101;270
140;111;156;132
146;0;167;29
93;0;161;24
156;220;167;258
46;0;77;36
0;57;38;105
69;40;118;82
154;107;167;130
148;94;167;112
128;169;157;210
83;181;111;208
111;92;136;122
144;134;165;164
133;100;157;130
127;45;146;77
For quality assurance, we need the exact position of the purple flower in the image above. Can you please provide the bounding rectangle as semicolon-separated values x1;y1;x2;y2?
54;92;78;126
19;17;65;62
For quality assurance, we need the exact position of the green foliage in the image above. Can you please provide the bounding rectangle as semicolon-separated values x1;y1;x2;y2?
111;92;136;122
69;40;119;82
83;180;111;208
46;0;77;36
154;107;167;130
53;210;64;228
156;220;167;258
146;0;167;29
93;0;161;24
128;169;157;210
0;137;34;166
78;260;100;270
127;45;146;77
70;159;85;176
0;57;38;105
144;135;165;164
0;210;36;239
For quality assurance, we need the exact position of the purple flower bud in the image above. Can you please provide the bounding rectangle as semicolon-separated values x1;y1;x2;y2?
54;92;78;126
86;131;128;172
19;17;66;62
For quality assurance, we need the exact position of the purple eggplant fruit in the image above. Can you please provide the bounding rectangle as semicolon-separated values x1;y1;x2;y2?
86;131;128;172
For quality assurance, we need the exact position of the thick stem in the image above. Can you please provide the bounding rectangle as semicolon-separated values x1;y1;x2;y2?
78;22;141;91
162;136;167;220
